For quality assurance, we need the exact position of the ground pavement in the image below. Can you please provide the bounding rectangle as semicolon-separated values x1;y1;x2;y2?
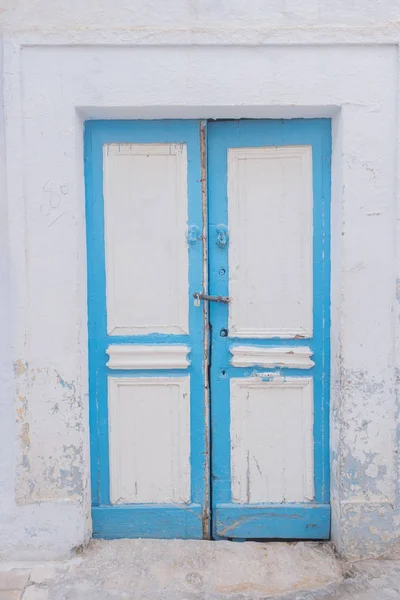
0;539;399;600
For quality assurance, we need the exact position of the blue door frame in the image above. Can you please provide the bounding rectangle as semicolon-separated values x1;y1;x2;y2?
85;118;331;540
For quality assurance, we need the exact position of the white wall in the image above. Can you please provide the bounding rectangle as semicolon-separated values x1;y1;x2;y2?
2;0;400;29
1;0;400;560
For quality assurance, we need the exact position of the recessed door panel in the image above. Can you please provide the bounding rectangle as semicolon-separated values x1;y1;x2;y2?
103;143;189;336
228;146;313;338
230;377;314;504
108;376;191;505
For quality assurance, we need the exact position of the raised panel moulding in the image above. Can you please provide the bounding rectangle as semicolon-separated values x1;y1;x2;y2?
108;376;191;504
106;345;190;370
228;145;313;339
230;377;314;504
230;346;314;369
103;143;189;336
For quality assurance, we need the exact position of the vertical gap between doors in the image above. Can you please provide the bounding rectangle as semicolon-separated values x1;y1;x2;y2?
200;119;212;539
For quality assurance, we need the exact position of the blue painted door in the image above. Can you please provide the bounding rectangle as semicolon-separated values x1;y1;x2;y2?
85;120;209;539
85;118;331;540
207;119;331;540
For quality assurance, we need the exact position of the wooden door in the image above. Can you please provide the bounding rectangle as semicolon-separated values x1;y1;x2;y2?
207;119;331;540
85;120;209;539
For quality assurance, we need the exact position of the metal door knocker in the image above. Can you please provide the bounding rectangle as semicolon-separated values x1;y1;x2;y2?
216;224;229;248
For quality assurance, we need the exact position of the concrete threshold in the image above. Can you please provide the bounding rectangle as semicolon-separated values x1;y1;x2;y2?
1;539;400;599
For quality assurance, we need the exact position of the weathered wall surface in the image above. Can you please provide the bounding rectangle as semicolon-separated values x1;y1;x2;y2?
1;0;400;560
2;0;400;28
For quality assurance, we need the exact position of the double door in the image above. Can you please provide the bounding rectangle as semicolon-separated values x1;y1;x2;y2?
85;119;331;540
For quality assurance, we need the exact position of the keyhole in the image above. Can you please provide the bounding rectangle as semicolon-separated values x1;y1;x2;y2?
220;328;228;337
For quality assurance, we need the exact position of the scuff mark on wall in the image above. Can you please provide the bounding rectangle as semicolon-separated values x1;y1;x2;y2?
14;360;85;504
396;277;400;307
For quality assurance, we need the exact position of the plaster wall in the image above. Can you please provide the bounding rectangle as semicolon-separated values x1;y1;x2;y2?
1;0;400;559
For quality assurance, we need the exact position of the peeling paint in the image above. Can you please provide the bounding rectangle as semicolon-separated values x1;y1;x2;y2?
338;368;395;503
21;423;30;447
342;452;389;500
13;359;28;376
61;444;84;495
14;361;84;504
333;362;399;557
339;503;400;559
55;372;76;392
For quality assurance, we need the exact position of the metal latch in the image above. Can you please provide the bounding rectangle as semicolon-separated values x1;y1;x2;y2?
193;292;230;306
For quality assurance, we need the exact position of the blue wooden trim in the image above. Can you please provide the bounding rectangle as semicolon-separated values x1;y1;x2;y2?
85;120;206;536
92;504;203;539
320;126;332;504
207;119;331;538
216;504;330;539
85;123;100;506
